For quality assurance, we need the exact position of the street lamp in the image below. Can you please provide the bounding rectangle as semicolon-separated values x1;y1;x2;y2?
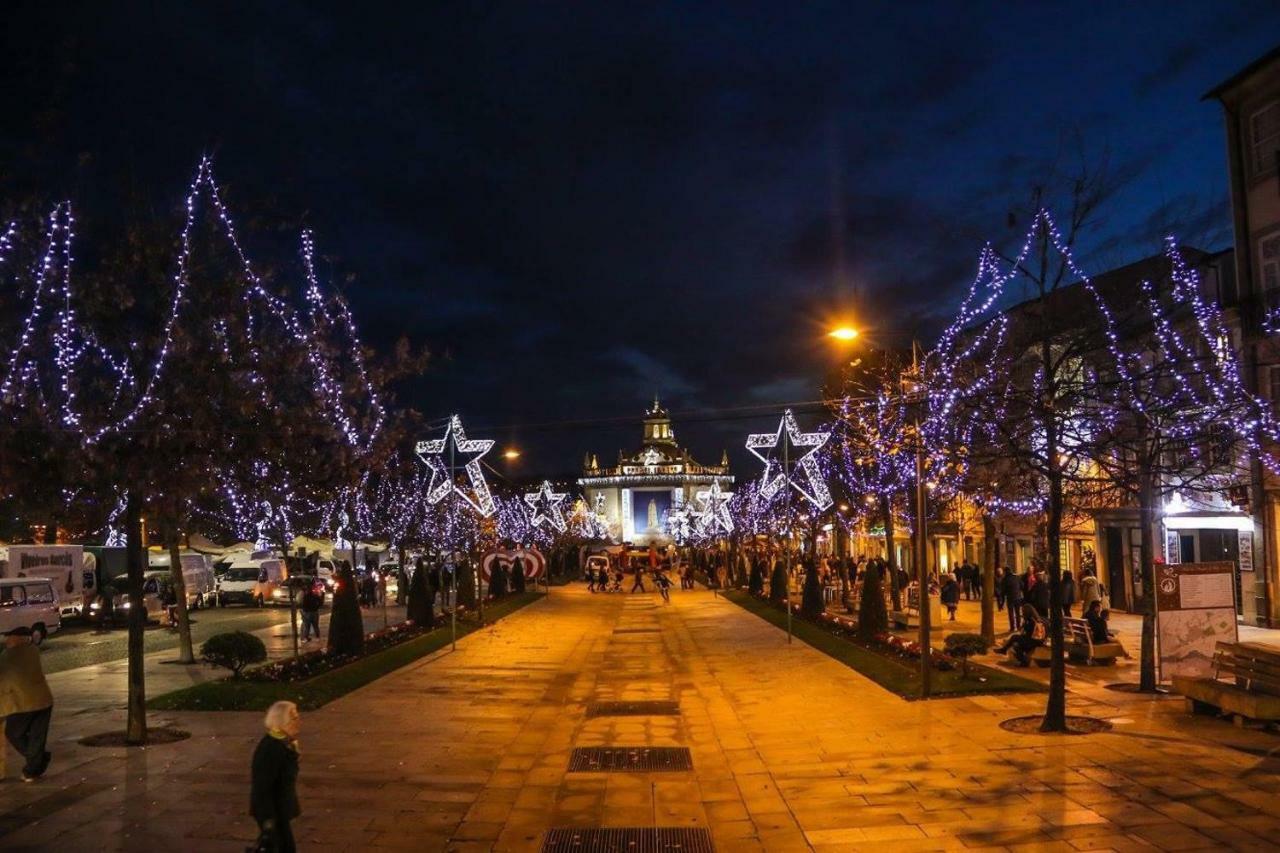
503;449;521;460
828;326;859;341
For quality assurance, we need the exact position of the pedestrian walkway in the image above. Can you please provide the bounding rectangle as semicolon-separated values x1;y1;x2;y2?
2;586;1279;851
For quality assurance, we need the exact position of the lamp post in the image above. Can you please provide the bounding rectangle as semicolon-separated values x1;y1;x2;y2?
833;326;933;699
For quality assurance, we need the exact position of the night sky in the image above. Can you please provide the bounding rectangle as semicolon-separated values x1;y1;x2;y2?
3;2;1279;479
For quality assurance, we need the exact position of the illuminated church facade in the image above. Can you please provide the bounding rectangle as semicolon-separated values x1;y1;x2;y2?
578;399;733;545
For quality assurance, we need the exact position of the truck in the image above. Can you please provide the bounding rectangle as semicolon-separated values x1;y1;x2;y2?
0;545;96;617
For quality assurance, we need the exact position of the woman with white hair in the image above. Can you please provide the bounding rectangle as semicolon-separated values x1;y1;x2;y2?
250;700;301;852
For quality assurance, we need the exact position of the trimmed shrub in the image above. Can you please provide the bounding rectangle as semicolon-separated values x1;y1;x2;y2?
944;633;990;678
407;566;434;627
769;560;788;602
200;631;267;678
800;558;825;618
327;565;366;656
748;558;764;595
857;563;889;641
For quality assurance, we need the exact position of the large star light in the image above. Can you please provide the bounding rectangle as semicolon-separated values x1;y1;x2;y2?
524;480;569;533
666;504;695;545
693;481;735;536
416;415;496;517
745;409;833;511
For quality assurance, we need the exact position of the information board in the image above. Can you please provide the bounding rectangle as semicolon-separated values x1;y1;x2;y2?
1154;561;1237;683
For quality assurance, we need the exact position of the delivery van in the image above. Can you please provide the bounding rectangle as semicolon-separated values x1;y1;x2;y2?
218;558;287;607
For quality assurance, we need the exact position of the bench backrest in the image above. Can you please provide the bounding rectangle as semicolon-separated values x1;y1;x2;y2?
1212;642;1280;696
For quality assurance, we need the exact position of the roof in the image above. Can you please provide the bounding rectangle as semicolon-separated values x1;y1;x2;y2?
1203;44;1280;101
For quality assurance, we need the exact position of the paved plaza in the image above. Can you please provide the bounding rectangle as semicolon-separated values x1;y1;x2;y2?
2;585;1280;851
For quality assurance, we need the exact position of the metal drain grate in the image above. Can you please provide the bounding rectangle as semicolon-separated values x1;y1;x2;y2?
586;701;679;718
568;746;692;772
543;828;713;852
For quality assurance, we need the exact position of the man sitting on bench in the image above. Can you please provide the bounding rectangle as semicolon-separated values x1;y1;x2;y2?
1084;600;1112;644
994;603;1046;666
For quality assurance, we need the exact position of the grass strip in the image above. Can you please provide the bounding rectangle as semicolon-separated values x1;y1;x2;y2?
722;590;1041;699
148;593;543;712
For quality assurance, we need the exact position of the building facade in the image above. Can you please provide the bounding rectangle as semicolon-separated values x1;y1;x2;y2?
578;400;733;545
1208;45;1280;626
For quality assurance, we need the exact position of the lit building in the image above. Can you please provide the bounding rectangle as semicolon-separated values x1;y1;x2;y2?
579;399;733;545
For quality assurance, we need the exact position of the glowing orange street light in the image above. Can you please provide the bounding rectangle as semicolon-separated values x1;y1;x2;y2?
828;326;859;341
503;449;521;460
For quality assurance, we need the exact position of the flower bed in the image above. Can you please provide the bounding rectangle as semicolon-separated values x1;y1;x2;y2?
247;619;430;683
757;593;959;671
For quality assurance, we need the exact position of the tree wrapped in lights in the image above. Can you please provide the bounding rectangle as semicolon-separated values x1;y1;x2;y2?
928;204;1116;733
1084;241;1266;691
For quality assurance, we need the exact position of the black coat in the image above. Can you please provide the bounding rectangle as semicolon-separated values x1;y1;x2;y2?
1000;570;1023;603
251;735;301;825
1027;581;1051;618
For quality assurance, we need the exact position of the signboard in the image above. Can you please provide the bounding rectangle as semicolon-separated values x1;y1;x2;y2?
1155;561;1238;683
1238;531;1253;572
480;547;546;582
1164;529;1180;565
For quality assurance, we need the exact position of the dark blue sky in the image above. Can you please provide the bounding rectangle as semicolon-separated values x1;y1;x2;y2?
3;2;1279;477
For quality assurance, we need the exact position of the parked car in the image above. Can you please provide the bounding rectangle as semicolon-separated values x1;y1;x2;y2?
0;578;61;645
271;573;326;606
88;578;166;624
218;559;287;607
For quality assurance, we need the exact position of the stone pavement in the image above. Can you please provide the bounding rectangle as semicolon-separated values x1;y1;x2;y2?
2;586;1280;851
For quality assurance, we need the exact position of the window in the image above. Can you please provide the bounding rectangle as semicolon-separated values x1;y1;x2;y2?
1261;235;1280;309
1251;101;1280;177
0;586;25;606
25;584;54;605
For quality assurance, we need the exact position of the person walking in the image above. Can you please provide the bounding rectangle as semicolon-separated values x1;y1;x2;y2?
1079;569;1101;613
300;584;322;642
630;566;647;593
655;570;672;603
994;567;1005;612
251;701;302;853
1061;569;1077;618
940;573;960;621
1000;566;1023;632
0;627;54;782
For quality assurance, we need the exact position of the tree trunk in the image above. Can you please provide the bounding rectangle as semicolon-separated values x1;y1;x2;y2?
125;494;147;745
1137;460;1159;692
881;494;901;611
166;527;195;664
1041;357;1068;733
981;512;997;646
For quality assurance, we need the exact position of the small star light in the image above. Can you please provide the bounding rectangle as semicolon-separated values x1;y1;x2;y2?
693;481;735;536
524;480;569;533
745;409;833;511
416;414;497;517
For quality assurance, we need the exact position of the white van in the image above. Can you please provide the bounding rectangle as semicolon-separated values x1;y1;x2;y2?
219;559;287;607
1;545;95;617
146;554;217;609
314;558;338;591
0;578;62;645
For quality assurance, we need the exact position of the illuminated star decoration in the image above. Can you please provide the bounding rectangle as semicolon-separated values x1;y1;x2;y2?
692;481;735;536
745;409;833;511
666;504;695;545
416;415;496;517
524;480;569;533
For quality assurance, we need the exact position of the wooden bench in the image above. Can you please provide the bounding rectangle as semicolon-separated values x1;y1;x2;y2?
1173;642;1280;726
1022;618;1126;667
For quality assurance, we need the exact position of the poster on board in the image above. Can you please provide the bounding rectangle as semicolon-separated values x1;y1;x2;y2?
1155;561;1237;683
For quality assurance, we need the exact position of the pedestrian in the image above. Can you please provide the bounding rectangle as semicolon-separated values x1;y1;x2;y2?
655;570;672;603
300;583;322;642
940;573;960;621
630;566;647;593
0;627;54;782
1061;569;1077;618
994;603;1045;666
251;701;302;853
1084;600;1112;644
586;564;597;593
1028;570;1050;619
396;565;408;606
1000;566;1023;632
1079;569;1101;612
994;567;1005;611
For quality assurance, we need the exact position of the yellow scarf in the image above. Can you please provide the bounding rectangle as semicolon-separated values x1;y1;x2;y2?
268;729;300;755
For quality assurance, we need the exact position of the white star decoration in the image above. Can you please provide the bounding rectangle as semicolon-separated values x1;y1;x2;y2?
666;504;694;544
745;409;833;511
524;480;569;533
692;481;735;536
416;415;496;517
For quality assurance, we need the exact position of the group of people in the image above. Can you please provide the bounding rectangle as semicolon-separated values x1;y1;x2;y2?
584;545;686;603
992;564;1113;665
